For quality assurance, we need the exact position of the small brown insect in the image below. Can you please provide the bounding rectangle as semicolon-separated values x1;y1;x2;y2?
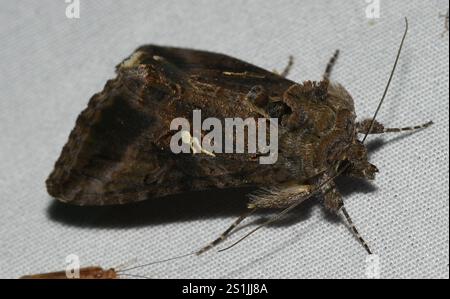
20;266;119;279
20;253;193;279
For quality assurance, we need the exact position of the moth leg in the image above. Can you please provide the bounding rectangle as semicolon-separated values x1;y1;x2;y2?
280;55;294;77
273;55;294;78
196;209;256;255
323;49;340;81
196;183;313;255
247;183;313;209
356;119;433;135
322;184;372;254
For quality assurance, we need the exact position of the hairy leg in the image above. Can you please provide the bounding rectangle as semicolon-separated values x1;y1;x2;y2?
321;177;372;254
196;183;312;255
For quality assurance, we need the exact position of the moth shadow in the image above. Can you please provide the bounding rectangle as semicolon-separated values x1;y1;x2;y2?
365;132;418;157
47;176;378;231
47;187;255;229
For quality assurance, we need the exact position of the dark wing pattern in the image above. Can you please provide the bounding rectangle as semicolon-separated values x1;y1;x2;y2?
46;45;300;205
134;45;295;95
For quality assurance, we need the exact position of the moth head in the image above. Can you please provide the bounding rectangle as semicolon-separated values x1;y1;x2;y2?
345;140;378;180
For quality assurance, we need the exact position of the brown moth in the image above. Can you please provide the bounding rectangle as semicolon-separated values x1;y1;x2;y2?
20;265;161;279
20;253;193;279
46;18;431;255
20;266;119;279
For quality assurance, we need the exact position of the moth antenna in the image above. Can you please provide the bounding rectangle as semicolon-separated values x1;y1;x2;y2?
116;251;194;273
218;167;347;253
113;257;138;272
362;17;408;143
341;206;372;254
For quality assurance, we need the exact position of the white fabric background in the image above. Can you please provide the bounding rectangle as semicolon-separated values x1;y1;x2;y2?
0;0;448;279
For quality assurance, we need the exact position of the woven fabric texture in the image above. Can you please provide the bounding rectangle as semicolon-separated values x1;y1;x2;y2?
0;0;448;278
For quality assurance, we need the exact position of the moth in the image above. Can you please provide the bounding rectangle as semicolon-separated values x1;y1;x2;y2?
46;18;431;254
20;266;120;279
20;254;192;279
